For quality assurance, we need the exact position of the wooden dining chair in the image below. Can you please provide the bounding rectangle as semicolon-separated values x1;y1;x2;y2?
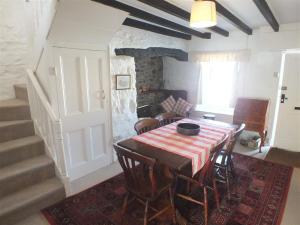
114;144;176;225
134;118;160;135
214;123;245;200
155;112;184;126
175;135;228;225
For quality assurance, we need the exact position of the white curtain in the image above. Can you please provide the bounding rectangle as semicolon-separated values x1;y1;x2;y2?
190;50;250;62
191;50;250;108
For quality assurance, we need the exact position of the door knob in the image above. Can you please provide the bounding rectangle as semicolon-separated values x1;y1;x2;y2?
96;90;105;100
101;90;105;100
280;94;288;103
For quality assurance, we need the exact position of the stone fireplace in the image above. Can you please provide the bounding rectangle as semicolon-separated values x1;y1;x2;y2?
115;47;188;117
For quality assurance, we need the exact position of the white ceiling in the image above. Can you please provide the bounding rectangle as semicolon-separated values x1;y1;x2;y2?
165;0;300;31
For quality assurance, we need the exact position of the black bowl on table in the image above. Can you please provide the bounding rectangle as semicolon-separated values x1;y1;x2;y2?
177;123;200;136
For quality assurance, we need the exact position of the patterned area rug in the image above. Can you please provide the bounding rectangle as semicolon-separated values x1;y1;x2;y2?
42;153;293;225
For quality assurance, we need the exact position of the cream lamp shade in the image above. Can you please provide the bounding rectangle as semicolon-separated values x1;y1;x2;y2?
190;0;217;28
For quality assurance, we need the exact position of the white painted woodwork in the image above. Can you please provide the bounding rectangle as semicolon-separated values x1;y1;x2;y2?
27;69;67;177
274;53;300;152
24;0;57;69
25;0;128;192
54;48;113;180
48;0;128;50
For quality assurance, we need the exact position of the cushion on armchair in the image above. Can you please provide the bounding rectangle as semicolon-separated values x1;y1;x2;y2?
161;95;176;112
173;98;193;116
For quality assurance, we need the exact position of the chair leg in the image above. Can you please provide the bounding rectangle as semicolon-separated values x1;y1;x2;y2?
144;200;149;225
229;159;236;178
225;167;231;200
122;193;129;216
168;187;176;224
204;187;208;225
259;131;266;153
212;179;220;210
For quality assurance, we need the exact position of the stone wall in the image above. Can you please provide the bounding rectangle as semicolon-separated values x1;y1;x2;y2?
135;57;164;95
0;0;30;100
109;26;188;141
136;57;164;116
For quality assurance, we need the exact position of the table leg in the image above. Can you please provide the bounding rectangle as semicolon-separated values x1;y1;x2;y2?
259;130;267;153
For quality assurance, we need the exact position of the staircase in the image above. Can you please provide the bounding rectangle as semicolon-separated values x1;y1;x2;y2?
0;84;65;225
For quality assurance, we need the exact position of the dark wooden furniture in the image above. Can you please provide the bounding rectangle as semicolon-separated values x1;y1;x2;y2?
215;123;246;199
176;135;228;225
233;98;269;153
120;118;237;177
155;112;184;126
114;144;176;225
134;118;160;135
162;89;187;101
118;138;193;176
137;89;188;118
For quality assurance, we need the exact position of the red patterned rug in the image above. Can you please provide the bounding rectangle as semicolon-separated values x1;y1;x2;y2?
42;153;293;225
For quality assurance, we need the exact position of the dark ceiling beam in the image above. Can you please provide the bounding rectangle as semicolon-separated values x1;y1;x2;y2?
213;1;253;35
123;18;192;40
253;0;279;32
138;0;229;37
92;0;211;39
115;47;189;61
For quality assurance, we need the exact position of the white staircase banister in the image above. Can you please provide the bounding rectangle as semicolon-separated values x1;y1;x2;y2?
26;69;58;122
26;69;67;178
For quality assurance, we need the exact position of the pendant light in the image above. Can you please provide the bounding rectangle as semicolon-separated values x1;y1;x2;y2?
190;0;217;28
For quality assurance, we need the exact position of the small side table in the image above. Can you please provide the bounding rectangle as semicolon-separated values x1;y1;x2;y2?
203;113;216;120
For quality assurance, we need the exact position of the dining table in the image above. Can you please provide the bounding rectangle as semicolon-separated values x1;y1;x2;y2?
117;117;237;177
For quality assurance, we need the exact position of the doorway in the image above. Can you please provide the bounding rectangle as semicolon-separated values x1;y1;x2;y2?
271;51;300;152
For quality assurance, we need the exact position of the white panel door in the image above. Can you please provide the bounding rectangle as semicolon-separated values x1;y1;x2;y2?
274;54;300;152
54;47;112;179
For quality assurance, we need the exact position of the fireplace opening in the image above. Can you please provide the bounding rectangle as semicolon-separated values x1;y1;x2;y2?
115;47;188;118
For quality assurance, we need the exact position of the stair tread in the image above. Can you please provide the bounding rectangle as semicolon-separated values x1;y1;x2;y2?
0;136;42;153
0;155;53;181
0;120;32;127
14;84;27;89
0;178;64;215
0;99;28;108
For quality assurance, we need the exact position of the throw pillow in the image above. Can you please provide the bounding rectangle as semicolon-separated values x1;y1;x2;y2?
173;98;193;116
161;95;176;112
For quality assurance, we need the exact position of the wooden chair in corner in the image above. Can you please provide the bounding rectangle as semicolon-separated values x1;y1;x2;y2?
233;98;269;153
155;112;184;126
214;123;246;200
175;135;228;225
134;118;160;135
114;144;176;225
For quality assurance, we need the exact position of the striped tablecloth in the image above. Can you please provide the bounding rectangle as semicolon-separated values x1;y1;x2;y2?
132;118;235;175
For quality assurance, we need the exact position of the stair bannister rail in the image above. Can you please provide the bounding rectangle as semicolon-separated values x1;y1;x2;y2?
26;69;67;178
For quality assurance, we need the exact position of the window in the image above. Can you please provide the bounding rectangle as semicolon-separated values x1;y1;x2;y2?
199;61;238;108
192;50;249;110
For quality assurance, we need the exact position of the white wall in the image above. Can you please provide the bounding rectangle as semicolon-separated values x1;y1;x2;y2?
163;57;200;104
109;26;188;141
0;0;30;100
185;23;300;140
0;0;58;100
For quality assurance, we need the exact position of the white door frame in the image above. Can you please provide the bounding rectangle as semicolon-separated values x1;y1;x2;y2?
271;49;300;146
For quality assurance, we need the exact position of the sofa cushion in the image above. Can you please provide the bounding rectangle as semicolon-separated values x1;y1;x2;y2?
161;95;176;113
173;98;193;116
